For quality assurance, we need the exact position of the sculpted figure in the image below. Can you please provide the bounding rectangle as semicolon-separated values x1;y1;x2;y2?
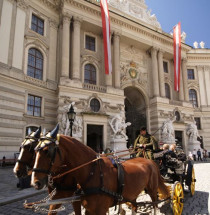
187;121;200;142
109;111;131;140
161;117;176;142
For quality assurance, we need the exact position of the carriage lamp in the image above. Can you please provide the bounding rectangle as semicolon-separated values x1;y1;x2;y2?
67;104;76;137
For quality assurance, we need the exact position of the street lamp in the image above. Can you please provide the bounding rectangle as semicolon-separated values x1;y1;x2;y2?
67;104;76;137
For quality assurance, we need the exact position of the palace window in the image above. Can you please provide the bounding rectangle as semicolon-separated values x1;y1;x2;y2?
90;98;100;112
187;69;195;80
85;35;96;51
163;61;168;73
84;64;96;84
165;83;171;99
189;89;198;107
27;48;43;80
27;94;42;117
194;117;201;130
31;14;44;35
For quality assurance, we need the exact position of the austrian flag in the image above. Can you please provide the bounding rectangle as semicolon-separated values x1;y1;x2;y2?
100;0;112;75
173;22;181;92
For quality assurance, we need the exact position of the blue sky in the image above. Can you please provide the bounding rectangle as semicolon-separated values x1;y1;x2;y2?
146;0;210;48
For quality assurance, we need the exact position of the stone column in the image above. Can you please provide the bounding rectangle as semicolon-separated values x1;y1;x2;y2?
48;19;58;82
105;33;112;87
72;16;82;80
179;60;184;101
204;66;210;106
197;66;207;106
151;47;159;97
61;14;71;77
158;50;165;97
113;32;120;88
182;58;189;101
8;1;17;67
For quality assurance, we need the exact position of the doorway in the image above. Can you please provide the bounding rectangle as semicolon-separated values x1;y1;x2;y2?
175;131;183;148
124;87;146;148
87;125;103;153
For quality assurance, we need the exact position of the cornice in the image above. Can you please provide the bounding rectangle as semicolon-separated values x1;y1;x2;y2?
187;55;210;61
37;0;61;12
64;0;189;52
17;0;28;10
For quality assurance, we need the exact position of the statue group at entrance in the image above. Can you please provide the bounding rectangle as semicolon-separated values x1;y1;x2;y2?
59;103;201;153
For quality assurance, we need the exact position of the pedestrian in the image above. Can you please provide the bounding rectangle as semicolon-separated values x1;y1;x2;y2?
188;151;193;160
193;149;197;161
197;149;202;161
133;126;158;160
203;149;207;161
2;156;6;167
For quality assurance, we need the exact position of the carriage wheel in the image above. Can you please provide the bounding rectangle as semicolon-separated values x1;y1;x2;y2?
171;181;184;215
190;167;195;196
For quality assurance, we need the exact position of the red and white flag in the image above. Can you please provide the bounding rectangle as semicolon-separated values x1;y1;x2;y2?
100;0;112;75
173;22;181;91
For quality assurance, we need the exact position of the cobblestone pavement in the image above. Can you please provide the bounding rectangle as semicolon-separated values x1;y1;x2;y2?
0;162;209;215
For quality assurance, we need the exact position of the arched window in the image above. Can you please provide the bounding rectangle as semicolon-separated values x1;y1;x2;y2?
27;48;43;80
189;89;198;107
165;83;171;99
84;64;96;85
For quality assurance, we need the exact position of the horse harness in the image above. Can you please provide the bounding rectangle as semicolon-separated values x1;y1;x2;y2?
32;136;62;175
82;157;126;205
31;135;127;204
17;135;39;167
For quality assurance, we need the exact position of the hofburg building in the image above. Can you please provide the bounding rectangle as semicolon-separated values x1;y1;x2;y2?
0;0;210;158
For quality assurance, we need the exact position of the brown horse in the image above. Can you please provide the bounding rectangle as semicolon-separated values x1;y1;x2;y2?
13;127;81;215
31;125;170;215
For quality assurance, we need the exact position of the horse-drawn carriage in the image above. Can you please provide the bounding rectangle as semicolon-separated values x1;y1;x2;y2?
14;125;196;215
153;147;195;214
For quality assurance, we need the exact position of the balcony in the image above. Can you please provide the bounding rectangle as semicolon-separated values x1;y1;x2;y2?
83;83;106;93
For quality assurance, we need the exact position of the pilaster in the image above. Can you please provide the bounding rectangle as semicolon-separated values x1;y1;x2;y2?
158;49;165;97
72;16;82;80
61;13;71;77
151;47;159;97
113;31;121;88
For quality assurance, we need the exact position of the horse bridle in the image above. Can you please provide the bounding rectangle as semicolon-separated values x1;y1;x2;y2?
17;136;39;167
32;136;61;175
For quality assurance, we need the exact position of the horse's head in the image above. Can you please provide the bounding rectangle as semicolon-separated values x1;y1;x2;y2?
13;126;41;178
31;124;62;190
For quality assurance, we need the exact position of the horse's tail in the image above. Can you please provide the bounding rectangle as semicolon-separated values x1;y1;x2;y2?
156;164;171;200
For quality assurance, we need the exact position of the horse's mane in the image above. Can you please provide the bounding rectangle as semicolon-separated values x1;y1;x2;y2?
59;134;97;157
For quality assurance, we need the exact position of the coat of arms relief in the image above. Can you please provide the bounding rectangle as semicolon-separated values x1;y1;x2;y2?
120;45;148;88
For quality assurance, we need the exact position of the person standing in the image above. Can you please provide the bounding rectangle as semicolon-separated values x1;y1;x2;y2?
197;149;202;161
133;127;157;160
192;149;197;161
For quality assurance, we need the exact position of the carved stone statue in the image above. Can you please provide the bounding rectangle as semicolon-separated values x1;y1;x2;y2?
186;121;200;143
59;102;83;139
109;111;131;140
161;117;176;144
72;116;83;138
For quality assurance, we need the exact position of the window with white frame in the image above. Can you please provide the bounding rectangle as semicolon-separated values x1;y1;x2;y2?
27;94;42;117
163;61;168;73
187;69;195;80
189;89;198;107
31;14;44;36
165;83;171;99
85;35;96;51
27;48;43;80
84;64;96;84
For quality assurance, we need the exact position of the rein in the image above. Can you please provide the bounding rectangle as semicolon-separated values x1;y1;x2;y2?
53;157;102;180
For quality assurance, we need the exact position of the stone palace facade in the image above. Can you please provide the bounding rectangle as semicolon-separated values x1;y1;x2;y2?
0;0;210;158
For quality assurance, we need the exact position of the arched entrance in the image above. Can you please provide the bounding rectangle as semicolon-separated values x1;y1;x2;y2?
124;87;146;148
